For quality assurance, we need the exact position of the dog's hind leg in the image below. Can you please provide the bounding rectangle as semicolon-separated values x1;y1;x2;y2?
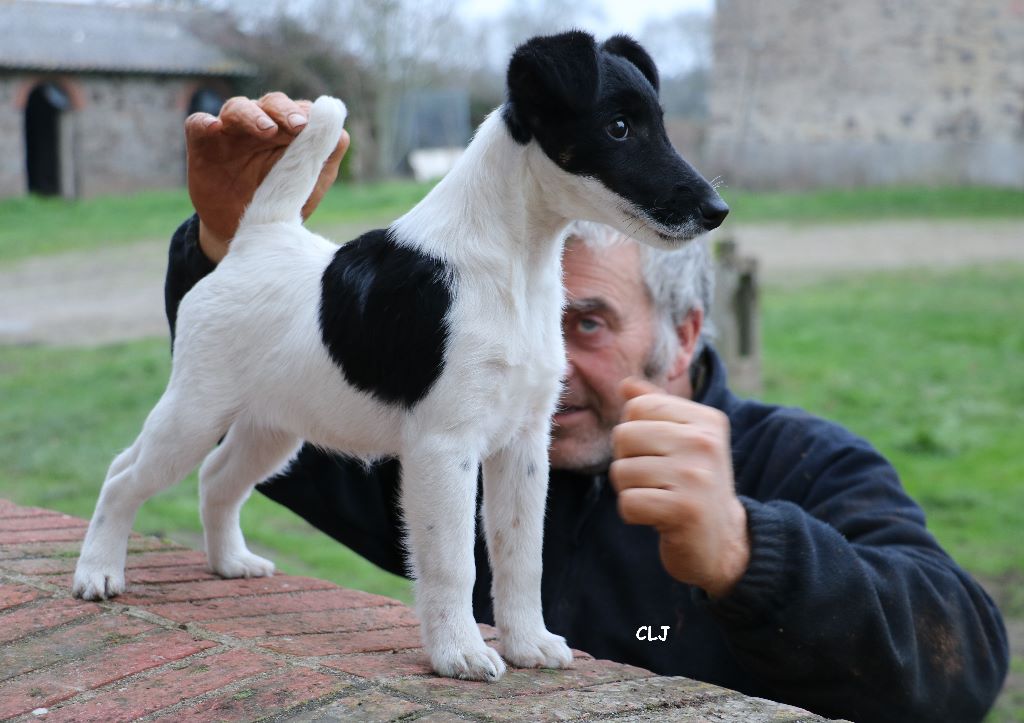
482;428;573;670
199;422;301;579
402;439;507;682
72;390;232;600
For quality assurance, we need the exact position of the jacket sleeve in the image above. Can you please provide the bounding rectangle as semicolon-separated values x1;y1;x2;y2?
163;214;408;577
704;412;1009;723
164;214;216;343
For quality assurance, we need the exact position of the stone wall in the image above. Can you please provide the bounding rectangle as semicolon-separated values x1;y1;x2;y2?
706;0;1024;189
1;73;227;198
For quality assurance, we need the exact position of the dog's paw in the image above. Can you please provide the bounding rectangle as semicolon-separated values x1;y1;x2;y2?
72;565;125;601
431;641;507;682
210;551;275;579
501;629;574;670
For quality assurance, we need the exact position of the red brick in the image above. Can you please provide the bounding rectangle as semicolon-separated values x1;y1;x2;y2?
453;675;727;722
1;550;209;576
258;624;424;657
1;611;156;681
201;604;419;638
386;656;654;704
44;648;282;722
123;564;221;585
114;574;337;605
0;598;103;645
0;536;184;561
0;540;81;560
412;713;479;722
0;527;90;544
0;582;47;610
0;514;87;532
164;666;354;721
0;502;57;520
320;649;435;680
0;630;216;719
48;565;220;590
143;587;395;624
284;688;427;722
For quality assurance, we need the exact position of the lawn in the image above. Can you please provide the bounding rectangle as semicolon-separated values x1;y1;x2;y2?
1;182;1023;265
760;265;1024;577
0;180;436;265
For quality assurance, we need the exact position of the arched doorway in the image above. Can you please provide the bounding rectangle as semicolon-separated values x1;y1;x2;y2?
25;83;71;196
188;88;225;117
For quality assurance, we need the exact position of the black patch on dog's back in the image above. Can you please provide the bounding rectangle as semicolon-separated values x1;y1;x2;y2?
319;229;453;408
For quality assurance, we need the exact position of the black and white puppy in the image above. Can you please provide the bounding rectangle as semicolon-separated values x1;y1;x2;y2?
73;31;727;682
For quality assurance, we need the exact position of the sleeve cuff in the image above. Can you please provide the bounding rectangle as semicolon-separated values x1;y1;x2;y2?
697;496;795;627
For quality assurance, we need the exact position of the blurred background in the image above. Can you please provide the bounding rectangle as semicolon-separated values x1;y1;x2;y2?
0;1;1021;718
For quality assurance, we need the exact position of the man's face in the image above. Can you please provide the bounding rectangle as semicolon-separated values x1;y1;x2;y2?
550;240;662;472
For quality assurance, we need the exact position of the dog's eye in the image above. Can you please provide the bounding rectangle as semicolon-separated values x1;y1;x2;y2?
606;118;629;140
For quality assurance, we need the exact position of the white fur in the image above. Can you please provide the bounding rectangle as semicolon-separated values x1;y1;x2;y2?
72;95;703;681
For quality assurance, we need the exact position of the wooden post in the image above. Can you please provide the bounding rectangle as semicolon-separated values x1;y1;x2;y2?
711;236;762;394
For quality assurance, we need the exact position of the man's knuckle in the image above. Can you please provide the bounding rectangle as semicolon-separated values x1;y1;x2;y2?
221;95;248;111
669;457;691;482
617;493;639;522
260;90;288;104
669;496;697;524
622;397;643;420
695;430;720;455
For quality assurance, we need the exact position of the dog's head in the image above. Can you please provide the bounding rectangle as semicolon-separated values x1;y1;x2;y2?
503;30;728;248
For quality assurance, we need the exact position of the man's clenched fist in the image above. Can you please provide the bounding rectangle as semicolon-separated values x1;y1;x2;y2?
609;377;750;599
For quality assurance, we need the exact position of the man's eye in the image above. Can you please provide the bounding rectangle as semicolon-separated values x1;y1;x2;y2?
577;317;603;334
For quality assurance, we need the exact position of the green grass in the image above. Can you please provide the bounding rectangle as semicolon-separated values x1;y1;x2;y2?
2;183;1022;265
0;180;436;266
721;185;1024;224
0;339;411;603
759;264;1024;576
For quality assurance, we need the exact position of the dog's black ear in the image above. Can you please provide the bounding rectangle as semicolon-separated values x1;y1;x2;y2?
601;34;659;93
504;30;600;143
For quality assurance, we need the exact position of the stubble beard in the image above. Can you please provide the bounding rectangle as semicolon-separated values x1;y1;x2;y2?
549;412;616;474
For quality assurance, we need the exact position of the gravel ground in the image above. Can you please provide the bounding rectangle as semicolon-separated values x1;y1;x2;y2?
1;218;1022;347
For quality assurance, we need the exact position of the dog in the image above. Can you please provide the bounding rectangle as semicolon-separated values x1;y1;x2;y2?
72;30;728;682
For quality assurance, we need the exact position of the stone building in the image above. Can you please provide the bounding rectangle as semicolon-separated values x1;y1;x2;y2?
0;1;251;199
706;0;1024;189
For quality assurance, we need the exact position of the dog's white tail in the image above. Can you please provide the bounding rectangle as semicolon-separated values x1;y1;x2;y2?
239;96;348;229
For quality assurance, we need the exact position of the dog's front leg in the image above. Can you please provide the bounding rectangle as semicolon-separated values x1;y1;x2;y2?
482;429;574;670
402;440;506;681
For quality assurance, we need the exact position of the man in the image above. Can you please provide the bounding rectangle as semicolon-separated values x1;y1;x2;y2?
166;94;1008;722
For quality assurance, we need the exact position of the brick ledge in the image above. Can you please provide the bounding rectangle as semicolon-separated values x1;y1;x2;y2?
0;499;838;721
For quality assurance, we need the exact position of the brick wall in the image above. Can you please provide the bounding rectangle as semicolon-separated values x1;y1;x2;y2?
706;0;1024;189
0;499;840;721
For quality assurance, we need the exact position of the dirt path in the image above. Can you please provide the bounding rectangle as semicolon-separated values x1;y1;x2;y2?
1;218;1022;347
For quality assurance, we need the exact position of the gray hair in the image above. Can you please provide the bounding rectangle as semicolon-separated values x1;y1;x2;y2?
563;220;715;378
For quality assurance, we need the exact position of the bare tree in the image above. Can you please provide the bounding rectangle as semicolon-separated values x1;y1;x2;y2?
306;0;468;176
639;11;714;119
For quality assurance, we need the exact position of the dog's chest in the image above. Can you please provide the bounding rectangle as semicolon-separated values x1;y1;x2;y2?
457;275;566;438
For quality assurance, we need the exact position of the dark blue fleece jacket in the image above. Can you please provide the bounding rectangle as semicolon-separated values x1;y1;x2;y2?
165;215;1008;722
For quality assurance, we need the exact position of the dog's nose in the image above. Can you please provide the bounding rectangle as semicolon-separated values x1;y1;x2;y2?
699;197;730;230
